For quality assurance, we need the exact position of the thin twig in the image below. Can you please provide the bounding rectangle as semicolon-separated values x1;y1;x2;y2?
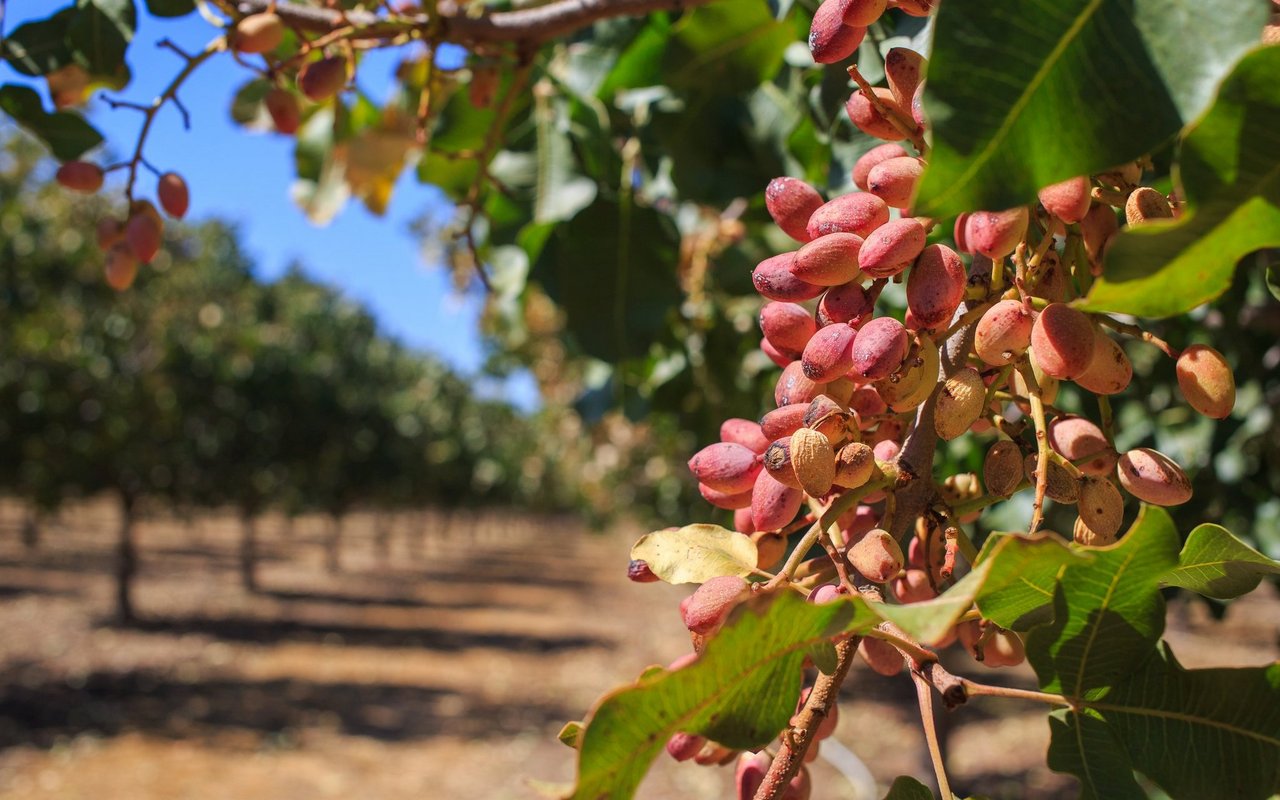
913;671;953;800
455;59;533;289
935;298;998;344
109;37;223;202
865;626;937;668
845;63;927;154
766;477;890;590
1095;315;1179;358
806;499;859;595
414;44;437;147
960;678;1072;708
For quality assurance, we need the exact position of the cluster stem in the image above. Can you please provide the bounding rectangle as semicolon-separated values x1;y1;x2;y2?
1096;315;1180;358
1018;362;1051;534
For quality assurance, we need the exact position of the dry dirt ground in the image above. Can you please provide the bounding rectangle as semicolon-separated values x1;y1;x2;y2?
0;498;1274;800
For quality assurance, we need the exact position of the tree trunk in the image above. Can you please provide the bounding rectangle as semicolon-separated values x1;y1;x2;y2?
375;512;392;562
326;512;342;573
240;510;258;591
414;511;429;561
21;508;39;551
116;493;137;624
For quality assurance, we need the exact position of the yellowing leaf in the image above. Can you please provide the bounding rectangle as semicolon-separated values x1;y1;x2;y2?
629;524;758;584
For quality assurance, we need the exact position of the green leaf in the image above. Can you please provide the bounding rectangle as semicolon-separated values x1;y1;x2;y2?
1046;708;1146;800
557;721;584;749
629;524;759;584
660;0;793;95
430;87;500;153
144;0;195;16
1162;523;1280;600
568;591;878;800
1026;506;1180;698
914;0;1268;217
874;533;1086;643
533;90;597;223
1094;643;1280;799
291;109;350;224
806;640;838;675
881;776;936;800
0;8;77;77
651;94;789;204
229;78;273;127
880;778;942;798
531;199;682;363
416;149;479;200
68;0;136;79
599;15;670;97
1083;46;1280;317
0;84;103;161
1051;643;1280;800
1267;256;1280;302
971;533;1089;631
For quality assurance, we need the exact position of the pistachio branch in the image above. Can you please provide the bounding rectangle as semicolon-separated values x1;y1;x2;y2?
753;637;859;800
231;0;717;45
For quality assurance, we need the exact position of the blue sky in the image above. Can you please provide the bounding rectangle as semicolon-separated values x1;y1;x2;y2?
1;2;539;409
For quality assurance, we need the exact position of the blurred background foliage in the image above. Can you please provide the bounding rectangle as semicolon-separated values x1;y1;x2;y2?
0;135;575;524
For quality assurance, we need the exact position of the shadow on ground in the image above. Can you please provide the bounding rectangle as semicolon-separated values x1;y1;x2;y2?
105;614;611;654
0;669;572;749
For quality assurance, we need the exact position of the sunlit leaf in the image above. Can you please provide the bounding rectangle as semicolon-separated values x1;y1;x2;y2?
874;533;1085;643
915;0;1268;217
629;524;759;584
1026;506;1180;697
1084;46;1280;317
567;591;878;800
558;721;584;749
1051;642;1280;800
1162;522;1280;600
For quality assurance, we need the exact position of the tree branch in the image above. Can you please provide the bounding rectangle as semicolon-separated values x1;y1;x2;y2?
886;258;990;543
753;637;858;800
234;0;715;45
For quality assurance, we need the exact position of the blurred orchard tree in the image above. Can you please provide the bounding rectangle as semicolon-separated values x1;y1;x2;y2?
0;135;587;618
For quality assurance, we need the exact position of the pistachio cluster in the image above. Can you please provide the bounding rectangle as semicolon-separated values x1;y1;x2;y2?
636;1;1239;793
